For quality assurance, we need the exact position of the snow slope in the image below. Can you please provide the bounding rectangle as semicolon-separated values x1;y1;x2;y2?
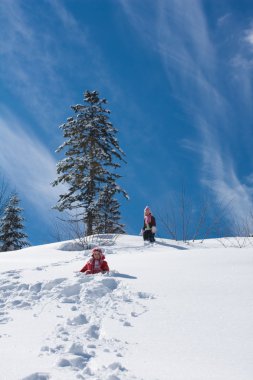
0;235;253;380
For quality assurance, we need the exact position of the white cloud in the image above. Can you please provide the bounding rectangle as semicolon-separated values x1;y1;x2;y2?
217;13;232;27
0;107;62;218
196;118;253;221
231;25;253;70
245;28;253;45
245;173;253;185
202;167;253;224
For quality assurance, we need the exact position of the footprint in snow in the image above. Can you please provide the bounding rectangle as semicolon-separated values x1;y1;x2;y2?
101;278;118;291
83;278;118;300
89;361;128;380
137;291;155;299
40;344;64;354
20;372;50;380
42;277;67;291
56;344;93;370
58;283;82;304
57;355;88;370
18;283;29;291
4;270;21;279
29;282;42;293
123;321;132;327
67;313;89;326
61;283;81;296
0;315;12;324
56;326;70;341
85;324;100;339
10;299;31;308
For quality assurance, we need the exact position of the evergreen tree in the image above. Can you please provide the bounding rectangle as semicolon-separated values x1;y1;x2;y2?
0;194;29;251
93;182;126;234
52;90;128;235
0;176;9;218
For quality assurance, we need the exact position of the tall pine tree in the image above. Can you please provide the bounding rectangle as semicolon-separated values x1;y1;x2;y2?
0;194;29;251
52;90;128;235
93;181;126;235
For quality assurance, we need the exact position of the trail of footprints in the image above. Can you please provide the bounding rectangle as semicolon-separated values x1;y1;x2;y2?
0;267;154;379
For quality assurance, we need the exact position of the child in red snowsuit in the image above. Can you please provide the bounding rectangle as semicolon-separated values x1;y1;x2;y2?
80;247;109;275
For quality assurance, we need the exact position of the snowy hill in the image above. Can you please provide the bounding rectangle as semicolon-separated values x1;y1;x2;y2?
0;235;253;380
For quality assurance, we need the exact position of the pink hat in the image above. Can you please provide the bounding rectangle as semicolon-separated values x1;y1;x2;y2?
91;247;104;259
144;206;151;214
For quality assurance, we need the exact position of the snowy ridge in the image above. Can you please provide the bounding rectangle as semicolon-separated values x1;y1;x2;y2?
0;235;253;380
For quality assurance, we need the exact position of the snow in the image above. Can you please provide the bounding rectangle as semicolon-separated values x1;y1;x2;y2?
0;234;253;380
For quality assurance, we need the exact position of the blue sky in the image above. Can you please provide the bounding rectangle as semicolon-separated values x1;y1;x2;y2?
1;0;253;244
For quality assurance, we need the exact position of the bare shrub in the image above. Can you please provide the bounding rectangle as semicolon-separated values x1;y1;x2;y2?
50;211;120;250
157;185;232;244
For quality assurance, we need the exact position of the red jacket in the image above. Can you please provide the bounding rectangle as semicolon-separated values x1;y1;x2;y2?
80;254;109;274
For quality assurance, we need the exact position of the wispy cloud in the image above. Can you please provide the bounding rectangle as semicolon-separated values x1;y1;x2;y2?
217;13;232;27
0;0;65;128
245;26;253;45
120;0;253;220
231;23;253;71
0;0;122;131
0;106;62;218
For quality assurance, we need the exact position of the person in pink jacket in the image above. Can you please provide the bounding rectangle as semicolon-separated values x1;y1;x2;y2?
80;247;109;275
142;206;156;243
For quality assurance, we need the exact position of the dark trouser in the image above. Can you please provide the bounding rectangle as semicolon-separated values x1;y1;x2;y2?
143;230;155;243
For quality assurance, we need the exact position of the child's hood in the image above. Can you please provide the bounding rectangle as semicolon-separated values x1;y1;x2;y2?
91;247;105;260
